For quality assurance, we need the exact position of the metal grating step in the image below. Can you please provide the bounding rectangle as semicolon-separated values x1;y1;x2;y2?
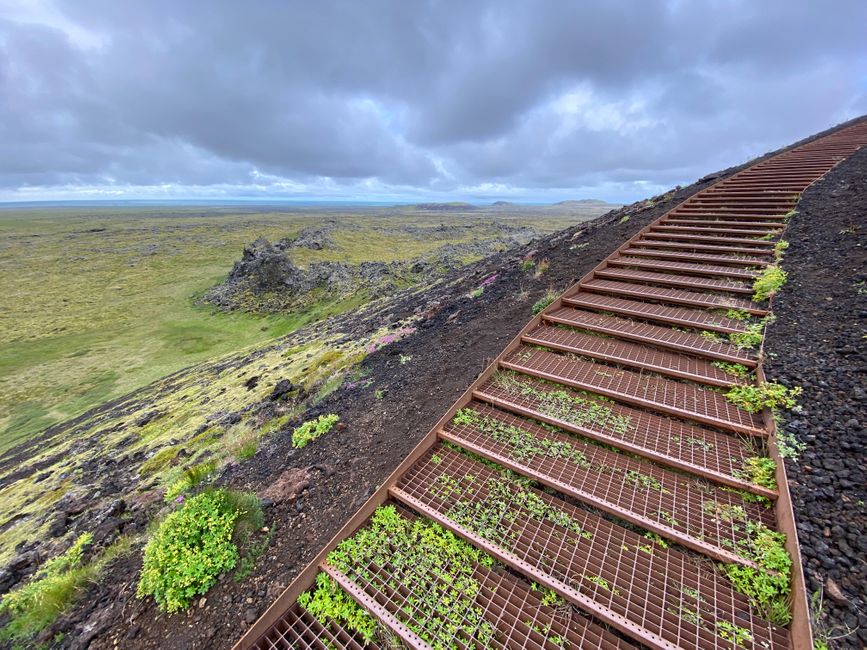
472;372;772;497
594;268;754;295
631;239;775;256
607;256;760;280
619;247;769;268
642;232;776;247
251;603;369;650
502;346;765;436
394;448;789;650
662;218;786;228
523;324;737;387
321;504;633;650
651;225;782;237
582;279;767;315
543;307;755;366
562;292;751;334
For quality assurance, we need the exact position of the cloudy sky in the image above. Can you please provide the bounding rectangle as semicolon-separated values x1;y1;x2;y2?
1;1;866;204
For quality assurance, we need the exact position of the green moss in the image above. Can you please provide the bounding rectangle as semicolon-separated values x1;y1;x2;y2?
292;414;340;449
139;446;181;476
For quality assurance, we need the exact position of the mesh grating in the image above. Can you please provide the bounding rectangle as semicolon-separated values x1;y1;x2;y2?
473;372;763;491
594;268;753;295
395;448;789;650
524;324;737;387
582;279;766;314
252;603;371;650
544;307;755;365
440;402;775;561
631;239;776;255
502;346;765;435
562;292;751;334
620;247;769;267
607;257;760;280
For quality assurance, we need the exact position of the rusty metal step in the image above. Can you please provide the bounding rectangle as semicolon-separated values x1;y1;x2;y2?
594;268;754;295
562;292;751;334
651;225;781;238
642;232;776;247
523;324;737;387
503;346;765;436
632;238;776;256
472;372;772;496
620;247;769;268
663;218;786;228
543;306;756;365
251;603;369;650
582;279;767;315
394;448;788;650
607;256;759;280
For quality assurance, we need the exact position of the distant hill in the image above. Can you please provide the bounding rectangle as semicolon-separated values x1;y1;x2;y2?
553;199;614;208
410;202;478;211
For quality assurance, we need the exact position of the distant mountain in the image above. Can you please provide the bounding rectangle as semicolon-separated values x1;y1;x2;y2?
490;200;514;206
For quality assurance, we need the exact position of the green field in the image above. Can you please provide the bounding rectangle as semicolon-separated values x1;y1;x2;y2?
0;203;611;452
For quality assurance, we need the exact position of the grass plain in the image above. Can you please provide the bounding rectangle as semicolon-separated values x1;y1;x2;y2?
0;202;611;452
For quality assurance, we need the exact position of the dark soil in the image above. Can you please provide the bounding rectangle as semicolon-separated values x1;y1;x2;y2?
7;115;865;650
764;146;867;648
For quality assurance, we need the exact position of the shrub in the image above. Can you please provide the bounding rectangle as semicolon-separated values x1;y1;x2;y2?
618;215;630;224
532;290;558;315
752;265;787;302
520;256;535;271
725;382;802;413
137;489;261;613
292;413;339;449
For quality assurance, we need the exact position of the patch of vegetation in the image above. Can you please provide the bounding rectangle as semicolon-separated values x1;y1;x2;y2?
521;256;536;271
0;533;134;642
532;290;559;315
137;488;263;613
301;505;495;645
734;456;777;491
699;330;727;344
752;265;788;302
139;446;181;476
468;286;484;299
711;361;751;379
534;258;550;277
492;371;632;435
623;469;670;494
291;413;340;449
724;309;752;321
773;239;789;262
164;460;217;502
453;408;591;468
729;320;766;350
725;382;802;413
618;215;630;224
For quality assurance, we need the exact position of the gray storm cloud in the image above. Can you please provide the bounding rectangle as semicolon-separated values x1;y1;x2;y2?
1;0;865;202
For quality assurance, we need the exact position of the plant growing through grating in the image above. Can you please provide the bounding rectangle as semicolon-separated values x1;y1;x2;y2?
725;383;802;413
453;408;591;468
733;456;777;491
711;361;751;379
623;469;670;494
752;265;788;302
491;371;633;435
729;319;767;350
301;505;496;645
292;413;339;448
773;239;789;262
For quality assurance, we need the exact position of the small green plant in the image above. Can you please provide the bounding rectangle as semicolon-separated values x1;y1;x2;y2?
725;309;752;321
699;330;726;344
726;382;802;413
532;290;558;315
534;258;550;277
137;489;262;613
711;361;751;379
292;413;339;449
618;215;630;224
773;240;789;262
468;286;484;299
729;320;766;350
374;389;386;400
783;209;798;222
715;619;753;647
399;354;412;365
521;256;536;271
752;265;787;302
734;456;777;491
164;460;217;501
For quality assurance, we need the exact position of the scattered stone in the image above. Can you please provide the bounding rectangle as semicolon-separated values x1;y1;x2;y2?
261;468;311;504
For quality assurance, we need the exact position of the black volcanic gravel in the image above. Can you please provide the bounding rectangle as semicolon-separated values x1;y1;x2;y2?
765;146;867;648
